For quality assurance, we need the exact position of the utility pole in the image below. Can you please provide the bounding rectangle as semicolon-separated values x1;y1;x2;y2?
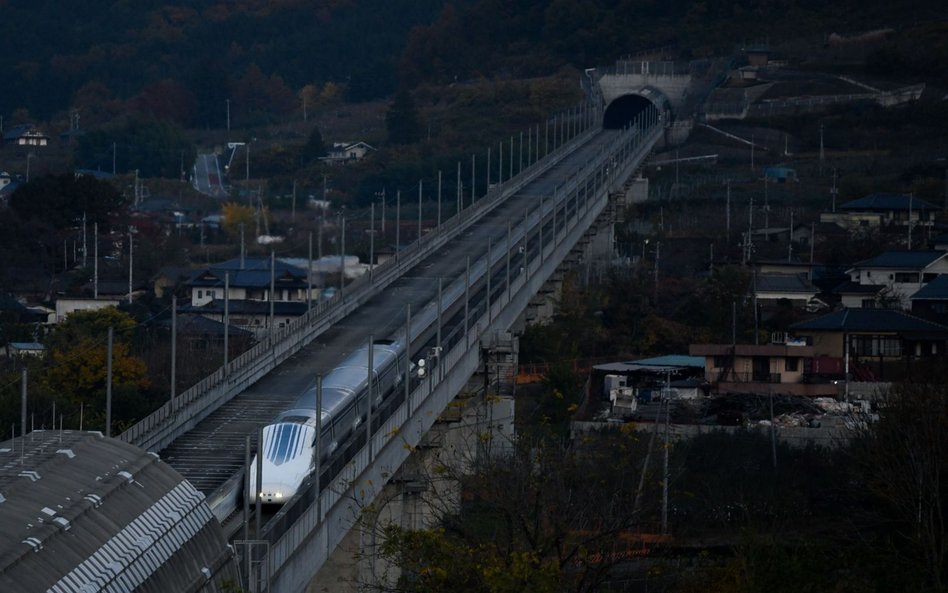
307;234;313;312
810;223;816;264
269;250;275;340
763;177;770;239
831;168;838;213
750;133;755;171
128;228;133;304
653;241;660;302
21;368;27;442
908;193;914;249
381;188;386;234
788;210;794;263
94;222;98;299
239;223;246;268
819;122;825;175
106;327;113;437
455;163;462;217
224;272;230;373
369;203;375;282
726;179;731;240
171;294;177;406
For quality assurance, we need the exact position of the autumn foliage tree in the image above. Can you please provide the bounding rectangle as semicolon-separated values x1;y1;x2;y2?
221;202;262;239
43;308;150;434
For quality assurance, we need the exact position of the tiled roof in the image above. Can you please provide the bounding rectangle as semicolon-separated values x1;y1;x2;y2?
911;275;948;301
158;314;252;336
188;269;307;288
839;193;938;212
852;250;947;269
755;273;815;293
791;308;948;333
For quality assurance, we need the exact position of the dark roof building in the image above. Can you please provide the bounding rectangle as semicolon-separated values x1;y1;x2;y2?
910;274;948;324
839;193;938;212
2;124;49;146
791;308;948;333
852;250;948;269
0;431;238;592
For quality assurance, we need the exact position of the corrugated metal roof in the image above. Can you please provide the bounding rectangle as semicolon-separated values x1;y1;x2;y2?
911;275;948;300
791;308;948;333
594;355;705;373
839;193;938;211
189;269;307;288
755;273;815;293
0;431;238;593
852;250;947;269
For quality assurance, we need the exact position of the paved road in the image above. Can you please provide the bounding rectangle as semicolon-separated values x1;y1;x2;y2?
192;153;227;198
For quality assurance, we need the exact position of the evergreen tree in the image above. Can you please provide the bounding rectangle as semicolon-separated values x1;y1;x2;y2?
302;126;326;163
385;90;421;145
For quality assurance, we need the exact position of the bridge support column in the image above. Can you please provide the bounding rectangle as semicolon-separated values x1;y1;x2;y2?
308;333;518;593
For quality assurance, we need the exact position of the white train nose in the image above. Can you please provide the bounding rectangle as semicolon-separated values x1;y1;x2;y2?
253;484;290;504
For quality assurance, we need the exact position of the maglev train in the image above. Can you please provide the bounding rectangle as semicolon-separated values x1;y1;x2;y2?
249;339;407;504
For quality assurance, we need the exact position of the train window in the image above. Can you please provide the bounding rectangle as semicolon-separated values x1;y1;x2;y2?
282;415;310;424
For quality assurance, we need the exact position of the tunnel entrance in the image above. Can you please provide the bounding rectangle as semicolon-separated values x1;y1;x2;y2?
603;94;656;129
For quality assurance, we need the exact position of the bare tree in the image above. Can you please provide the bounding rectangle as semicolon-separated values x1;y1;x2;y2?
849;382;948;592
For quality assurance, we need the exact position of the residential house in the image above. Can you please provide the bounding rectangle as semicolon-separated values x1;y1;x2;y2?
840;250;948;308
2;124;49;146
689;340;838;397
834;280;885;309
790;221;850;253
0;294;49;324
324;142;376;163
753;273;819;308
2;342;45;359
790;308;948;381
181;257;311;337
910;274;948;324
0;171;11;193
820;193;937;233
54;297;121;322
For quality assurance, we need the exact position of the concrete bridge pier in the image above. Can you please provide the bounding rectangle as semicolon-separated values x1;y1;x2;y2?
307;334;518;593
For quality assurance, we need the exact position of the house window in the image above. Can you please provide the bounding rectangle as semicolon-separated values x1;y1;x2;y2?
785;358;799;372
713;355;729;368
197;290;203;299
894;272;919;283
852;336;902;357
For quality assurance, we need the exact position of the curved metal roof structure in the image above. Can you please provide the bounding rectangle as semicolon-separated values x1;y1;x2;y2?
0;430;238;593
